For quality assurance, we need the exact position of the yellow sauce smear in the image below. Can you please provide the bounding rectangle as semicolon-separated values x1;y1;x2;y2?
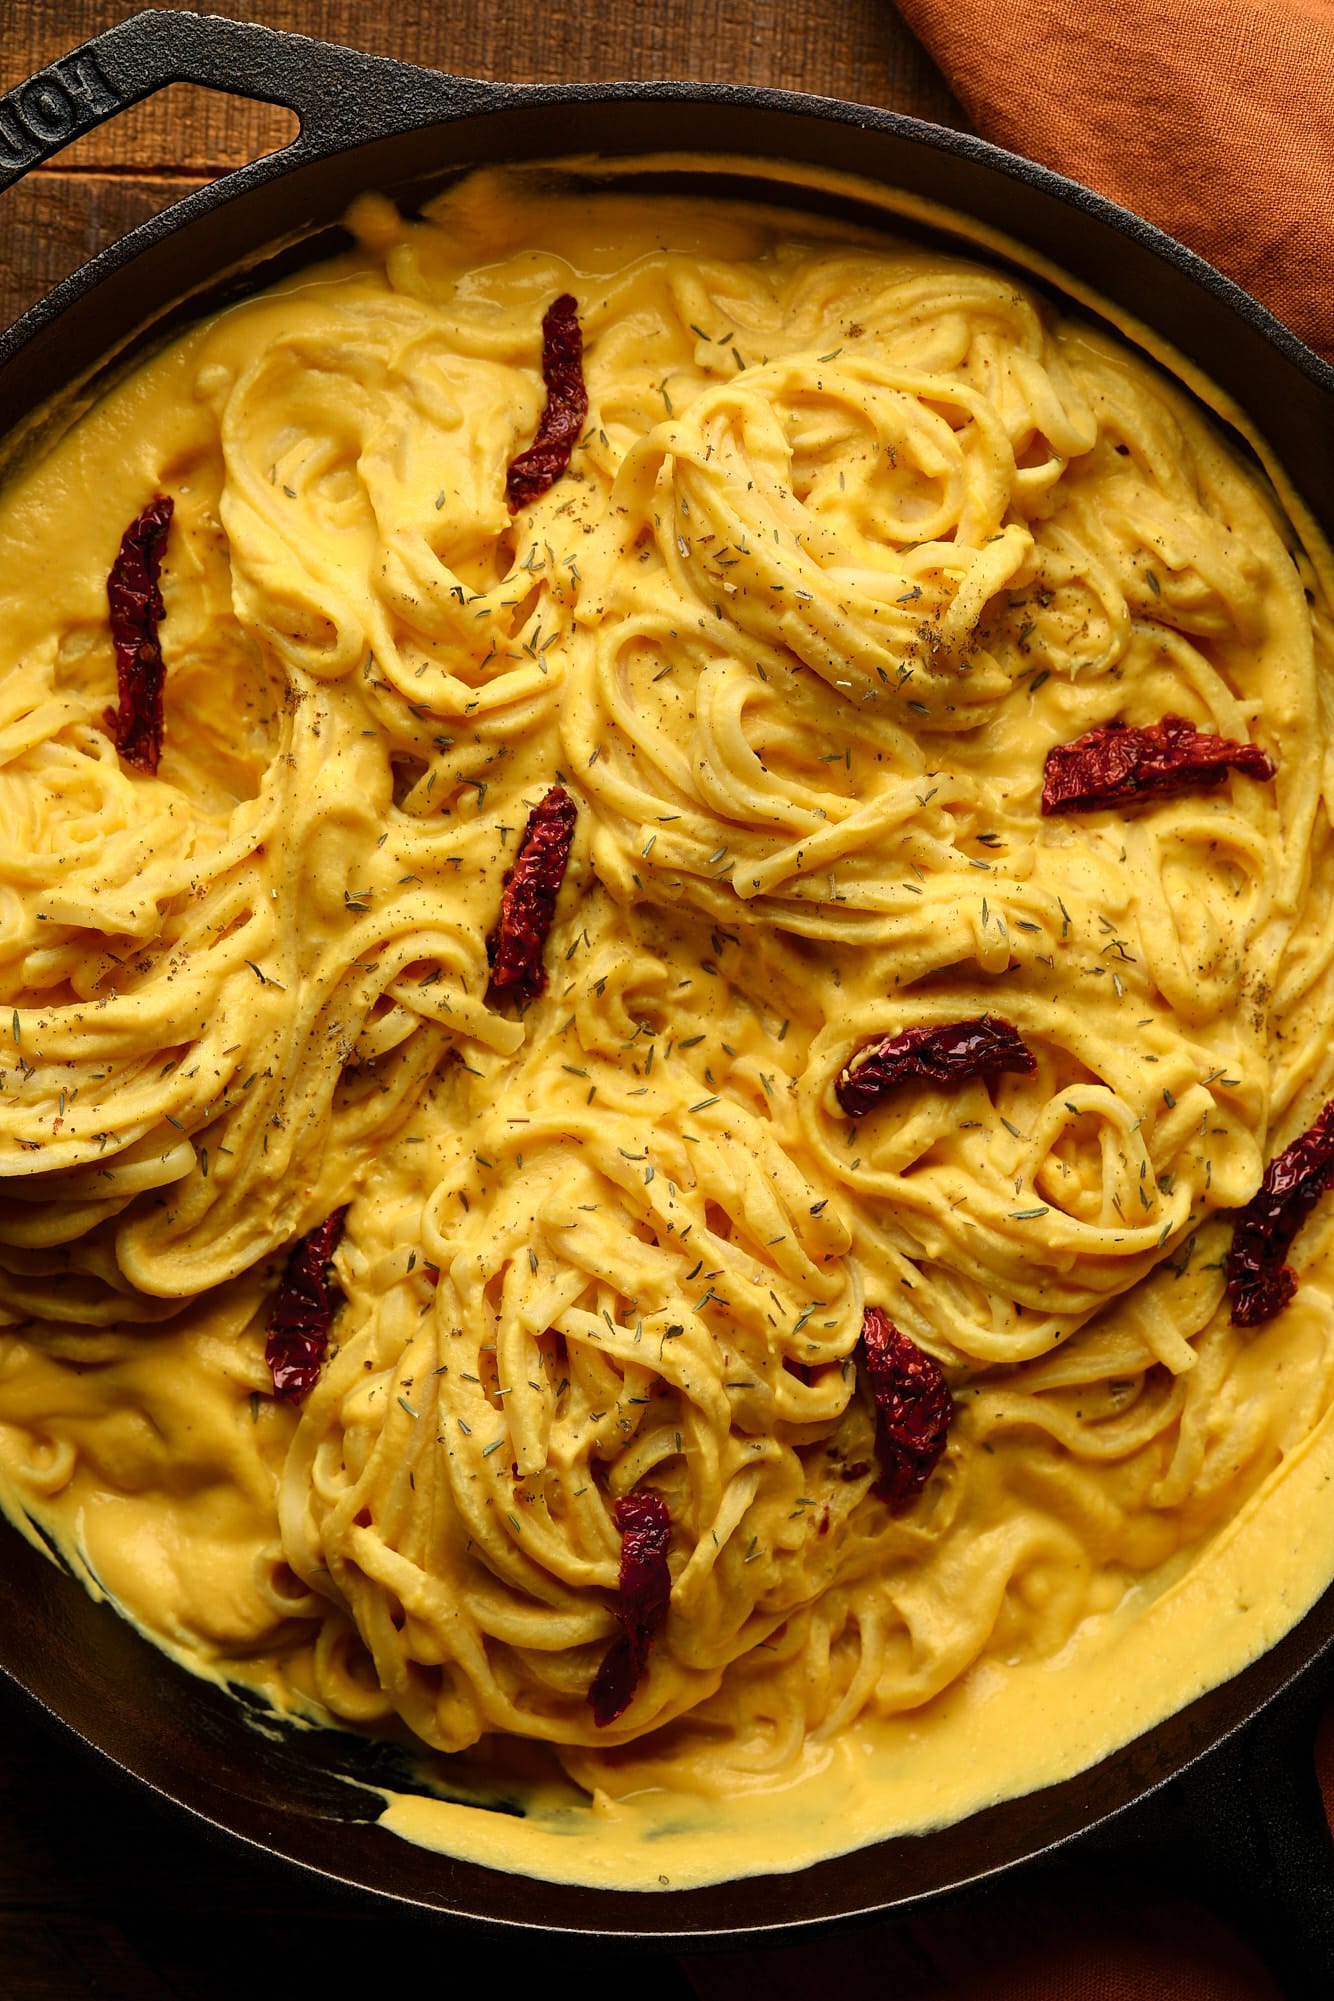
1;166;1333;1891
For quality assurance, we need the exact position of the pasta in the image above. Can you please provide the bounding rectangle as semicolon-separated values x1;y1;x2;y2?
2;165;1334;1888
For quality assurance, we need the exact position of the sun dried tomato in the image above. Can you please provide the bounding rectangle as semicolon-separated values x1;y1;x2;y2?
486;784;577;1005
590;1491;672;1726
505;294;588;512
1226;1101;1334;1326
1042;714;1274;815
265;1207;348;1401
859;1306;953;1512
836;1015;1035;1119
104;495;174;774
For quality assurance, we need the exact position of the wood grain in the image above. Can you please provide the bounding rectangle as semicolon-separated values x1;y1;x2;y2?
0;170;203;328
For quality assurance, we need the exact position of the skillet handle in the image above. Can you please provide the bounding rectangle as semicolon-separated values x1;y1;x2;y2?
0;6;508;193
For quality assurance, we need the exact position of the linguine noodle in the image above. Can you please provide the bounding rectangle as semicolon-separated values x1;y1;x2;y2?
1;168;1333;1884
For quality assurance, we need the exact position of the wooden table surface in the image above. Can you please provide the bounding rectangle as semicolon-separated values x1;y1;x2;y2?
0;6;1317;1997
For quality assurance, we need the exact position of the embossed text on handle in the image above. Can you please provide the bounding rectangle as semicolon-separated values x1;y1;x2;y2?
0;53;121;174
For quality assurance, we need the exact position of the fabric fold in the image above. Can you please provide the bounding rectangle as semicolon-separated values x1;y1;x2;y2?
895;0;1334;362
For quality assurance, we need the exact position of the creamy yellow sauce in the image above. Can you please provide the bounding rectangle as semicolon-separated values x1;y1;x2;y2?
1;166;1334;1890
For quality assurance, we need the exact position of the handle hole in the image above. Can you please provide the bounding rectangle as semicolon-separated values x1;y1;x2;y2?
55;82;300;178
0;84;300;333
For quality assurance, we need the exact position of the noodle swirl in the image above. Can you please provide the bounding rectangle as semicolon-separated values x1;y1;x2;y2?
0;169;1332;1884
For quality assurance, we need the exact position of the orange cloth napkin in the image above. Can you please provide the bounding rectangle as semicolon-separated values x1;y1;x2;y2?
894;0;1334;364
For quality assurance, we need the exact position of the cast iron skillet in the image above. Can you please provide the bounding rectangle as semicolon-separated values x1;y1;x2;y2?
2;9;1334;1990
